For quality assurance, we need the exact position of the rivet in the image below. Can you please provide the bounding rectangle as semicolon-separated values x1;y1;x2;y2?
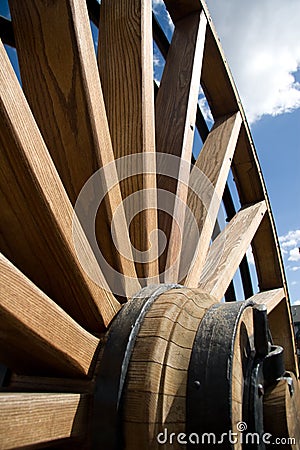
194;380;201;390
258;384;264;396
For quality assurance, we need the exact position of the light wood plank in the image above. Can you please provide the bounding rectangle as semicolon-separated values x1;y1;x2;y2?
0;393;88;449
0;252;99;377
155;11;207;280
249;288;285;314
198;201;267;299
9;0;139;297
0;41;119;332
98;0;158;282
182;112;242;286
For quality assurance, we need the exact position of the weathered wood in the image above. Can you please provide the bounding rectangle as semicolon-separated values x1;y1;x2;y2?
0;41;119;332
267;298;298;375
123;288;216;449
250;288;285;314
0;252;100;377
198;201;267;299
6;374;93;395
155;11;207;281
247;288;298;373
9;0;139;297
0;393;88;449
98;0;158;282
182;112;242;286
264;373;300;446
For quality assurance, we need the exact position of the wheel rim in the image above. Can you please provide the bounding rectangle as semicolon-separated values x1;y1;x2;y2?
0;1;298;448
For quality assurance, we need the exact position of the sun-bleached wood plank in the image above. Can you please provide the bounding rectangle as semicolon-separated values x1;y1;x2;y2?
98;0;158;283
154;11;207;283
249;288;285;314
0;41;119;332
182;112;242;286
0;252;100;377
198;202;267;300
0;393;88;449
9;0;139;297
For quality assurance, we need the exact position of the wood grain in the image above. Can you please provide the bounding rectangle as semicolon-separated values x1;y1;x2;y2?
182;112;242;286
155;11;207;282
267;297;298;375
0;41;119;332
98;0;159;282
0;252;100;377
9;0;139;298
249;288;285;314
198;201;267;299
123;288;216;449
264;373;300;447
0;393;88;449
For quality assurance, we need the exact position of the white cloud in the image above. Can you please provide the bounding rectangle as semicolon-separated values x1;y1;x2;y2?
279;229;300;247
205;0;300;123
293;299;300;305
152;0;174;31
289;248;300;262
279;229;300;262
290;266;300;272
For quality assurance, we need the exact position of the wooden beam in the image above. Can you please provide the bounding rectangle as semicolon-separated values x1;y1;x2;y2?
247;289;297;373
0;393;88;449
8;0;139;297
155;11;207;280
198;202;267;300
249;288;285;314
182;112;242;286
267;298;298;375
0;41;119;332
98;0;159;282
0;252;100;377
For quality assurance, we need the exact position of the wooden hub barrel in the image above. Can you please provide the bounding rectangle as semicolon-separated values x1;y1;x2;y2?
93;286;300;449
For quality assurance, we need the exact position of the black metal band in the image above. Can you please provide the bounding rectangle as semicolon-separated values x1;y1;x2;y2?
186;300;285;449
186;300;254;449
92;283;181;450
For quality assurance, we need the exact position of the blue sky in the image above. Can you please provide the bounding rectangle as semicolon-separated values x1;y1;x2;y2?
1;0;299;303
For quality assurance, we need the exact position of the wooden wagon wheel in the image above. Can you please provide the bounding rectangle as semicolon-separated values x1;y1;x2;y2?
0;1;299;449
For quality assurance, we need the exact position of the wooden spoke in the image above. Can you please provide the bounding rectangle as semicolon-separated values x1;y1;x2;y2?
9;0;139;297
0;252;99;377
249;288;285;314
0;42;119;332
0;393;88;449
182;112;242;286
155;11;207;280
247;289;297;373
267;297;298;375
198;201;267;299
98;0;158;282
